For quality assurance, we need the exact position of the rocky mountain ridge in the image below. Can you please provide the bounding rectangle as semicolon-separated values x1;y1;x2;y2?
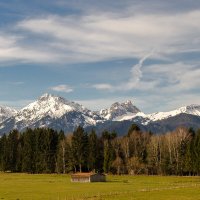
0;93;199;135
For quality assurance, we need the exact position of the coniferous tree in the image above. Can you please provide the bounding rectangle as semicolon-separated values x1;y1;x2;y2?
22;129;36;173
16;139;23;172
65;134;76;172
0;134;8;171
46;128;58;173
71;126;89;172
88;129;99;171
56;130;66;173
7;130;20;172
184;135;193;175
191;129;200;175
35;128;47;173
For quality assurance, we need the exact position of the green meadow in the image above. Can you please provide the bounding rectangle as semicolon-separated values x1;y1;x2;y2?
0;173;200;200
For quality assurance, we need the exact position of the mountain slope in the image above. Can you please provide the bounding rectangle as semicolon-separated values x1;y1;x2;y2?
147;113;200;133
0;94;103;134
0;94;199;135
147;104;200;122
0;106;17;124
87;113;200;136
100;100;142;121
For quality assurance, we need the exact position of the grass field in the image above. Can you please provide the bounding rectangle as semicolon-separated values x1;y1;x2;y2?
0;173;200;200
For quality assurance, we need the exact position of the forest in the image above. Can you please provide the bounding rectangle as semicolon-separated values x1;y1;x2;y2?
0;125;200;175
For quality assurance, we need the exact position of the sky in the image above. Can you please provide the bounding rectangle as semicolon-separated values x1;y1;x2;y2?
0;0;200;113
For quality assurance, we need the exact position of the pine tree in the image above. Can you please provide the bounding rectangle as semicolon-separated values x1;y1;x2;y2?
71;126;89;172
35;128;47;173
0;134;8;171
16;140;23;172
22;128;36;173
56;130;66;173
46;128;58;173
88;129;98;171
191;129;200;175
7;130;20;172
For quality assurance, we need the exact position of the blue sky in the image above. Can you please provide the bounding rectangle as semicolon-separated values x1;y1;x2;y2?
0;0;200;113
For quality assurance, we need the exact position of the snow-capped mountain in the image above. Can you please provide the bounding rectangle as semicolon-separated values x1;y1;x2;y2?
16;93;96;122
147;104;200;122
90;103;200;135
0;94;103;133
0;106;17;123
0;94;199;135
100;100;142;121
102;103;200;124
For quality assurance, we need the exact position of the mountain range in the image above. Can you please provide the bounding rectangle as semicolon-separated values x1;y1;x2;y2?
0;93;199;136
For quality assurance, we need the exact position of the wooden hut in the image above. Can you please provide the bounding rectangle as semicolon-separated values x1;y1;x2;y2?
71;172;106;183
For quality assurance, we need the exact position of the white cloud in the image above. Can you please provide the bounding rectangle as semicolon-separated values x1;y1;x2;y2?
93;83;113;90
143;62;200;92
0;9;195;64
0;35;17;48
0;34;60;63
8;81;24;85
0;2;199;114
90;60;200;113
50;84;73;93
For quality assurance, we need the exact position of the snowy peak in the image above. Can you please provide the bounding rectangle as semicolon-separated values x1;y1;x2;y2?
0;106;17;123
100;102;200;122
0;93;102;133
100;100;141;120
147;104;200;122
0;94;199;135
17;93;89;121
120;100;141;113
179;104;200;115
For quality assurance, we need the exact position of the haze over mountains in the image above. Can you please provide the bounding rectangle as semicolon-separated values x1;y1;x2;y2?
0;93;199;135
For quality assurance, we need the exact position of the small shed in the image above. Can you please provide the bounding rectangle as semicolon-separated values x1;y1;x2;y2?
71;172;106;183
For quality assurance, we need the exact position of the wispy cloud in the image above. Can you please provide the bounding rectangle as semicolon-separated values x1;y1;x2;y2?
0;9;199;64
125;51;154;90
50;84;73;93
0;1;199;114
0;34;59;64
143;62;200;93
8;81;24;85
92;83;113;90
93;52;154;92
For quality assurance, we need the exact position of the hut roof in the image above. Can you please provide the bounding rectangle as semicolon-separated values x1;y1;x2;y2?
71;172;105;178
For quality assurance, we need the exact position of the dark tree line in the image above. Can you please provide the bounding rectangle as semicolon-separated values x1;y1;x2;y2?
0;125;200;175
